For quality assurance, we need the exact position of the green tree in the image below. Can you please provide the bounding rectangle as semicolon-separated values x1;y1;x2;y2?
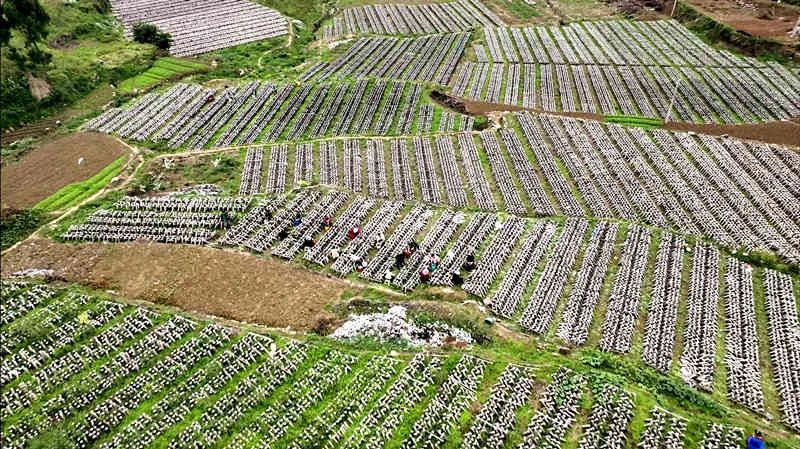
132;23;159;44
132;22;172;51
0;0;52;71
152;31;172;50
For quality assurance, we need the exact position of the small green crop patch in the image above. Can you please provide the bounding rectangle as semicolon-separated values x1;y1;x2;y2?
603;115;664;129
33;156;127;212
118;57;207;93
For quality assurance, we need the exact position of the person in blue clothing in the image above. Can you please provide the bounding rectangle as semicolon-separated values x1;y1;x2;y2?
747;431;765;449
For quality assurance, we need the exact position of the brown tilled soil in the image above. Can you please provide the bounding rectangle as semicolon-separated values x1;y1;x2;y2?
665;118;800;147
1;132;128;211
1;239;357;330
682;0;799;43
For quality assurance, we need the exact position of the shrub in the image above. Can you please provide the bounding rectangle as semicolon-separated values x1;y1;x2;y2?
132;22;172;51
473;115;489;131
580;349;728;417
1;209;47;250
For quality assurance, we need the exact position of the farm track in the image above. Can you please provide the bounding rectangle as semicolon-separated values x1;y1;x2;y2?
453;95;800;148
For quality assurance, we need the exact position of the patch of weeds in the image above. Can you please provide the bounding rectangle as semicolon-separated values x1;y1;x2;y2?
1;209;48;250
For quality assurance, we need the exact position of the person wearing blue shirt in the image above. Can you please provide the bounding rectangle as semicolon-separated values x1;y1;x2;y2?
747;431;765;449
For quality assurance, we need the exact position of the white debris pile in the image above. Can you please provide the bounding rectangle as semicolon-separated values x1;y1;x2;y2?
330;306;473;347
170;184;222;197
11;269;57;279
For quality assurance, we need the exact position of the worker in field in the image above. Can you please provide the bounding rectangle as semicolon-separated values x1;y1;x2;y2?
747;431;765;449
322;214;333;231
463;254;476;271
347;226;361;240
419;267;431;283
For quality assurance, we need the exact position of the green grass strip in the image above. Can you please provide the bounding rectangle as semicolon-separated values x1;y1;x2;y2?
119;57;207;94
603;115;664;129
34;156;127;212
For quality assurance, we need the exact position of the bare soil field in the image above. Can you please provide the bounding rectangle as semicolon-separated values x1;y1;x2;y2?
1;238;358;330
1;132;129;211
682;0;799;43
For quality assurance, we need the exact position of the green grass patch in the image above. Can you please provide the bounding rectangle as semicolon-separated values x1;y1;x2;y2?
603;115;664;129
33;156;126;212
118;57;207;93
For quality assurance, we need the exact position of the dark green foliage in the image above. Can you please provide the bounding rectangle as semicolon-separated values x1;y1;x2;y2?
133;22;172;50
1;209;46;250
132;23;159;43
93;0;111;14
0;0;52;71
473;115;489;131
580;349;728;417
152;31;172;50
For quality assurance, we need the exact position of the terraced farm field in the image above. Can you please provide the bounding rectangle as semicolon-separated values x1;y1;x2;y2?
2;0;799;448
1;278;796;449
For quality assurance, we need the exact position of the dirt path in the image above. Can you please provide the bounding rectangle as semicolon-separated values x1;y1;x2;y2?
664;118;800;148
455;96;800;148
2;239;359;330
682;0;799;43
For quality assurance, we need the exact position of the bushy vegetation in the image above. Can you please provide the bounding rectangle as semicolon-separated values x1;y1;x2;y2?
1;0;154;131
1;0;52;70
0;209;47;250
33;156;126;212
473;115;489;130
132;23;172;51
579;349;728;417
